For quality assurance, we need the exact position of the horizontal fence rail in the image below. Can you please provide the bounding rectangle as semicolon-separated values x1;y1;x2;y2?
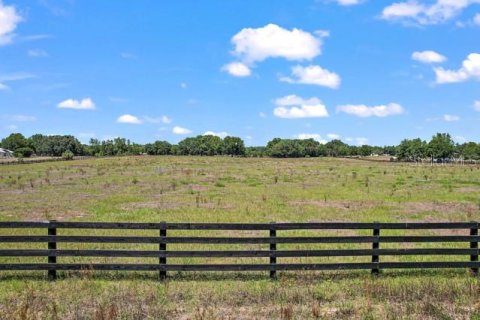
0;221;478;280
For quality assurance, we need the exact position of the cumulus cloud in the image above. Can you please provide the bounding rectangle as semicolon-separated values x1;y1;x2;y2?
474;100;480;111
117;114;142;124
412;50;446;64
57;98;96;110
273;95;329;119
230;24;322;64
221;62;252;77
280;65;341;89
337;103;405;117
172;126;192;135
434;53;480;84
381;0;480;25
0;1;22;45
0;83;8;90
203;131;228;138
443;114;460;122
294;133;328;143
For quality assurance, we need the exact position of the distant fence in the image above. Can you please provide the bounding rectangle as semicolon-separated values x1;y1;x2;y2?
0;221;478;280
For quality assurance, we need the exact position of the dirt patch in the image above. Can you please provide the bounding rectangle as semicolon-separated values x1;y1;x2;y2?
398;202;479;215
456;187;480;193
288;200;387;210
189;184;209;192
13;210;88;221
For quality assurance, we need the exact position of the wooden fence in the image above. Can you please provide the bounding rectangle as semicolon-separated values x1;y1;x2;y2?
0;221;478;280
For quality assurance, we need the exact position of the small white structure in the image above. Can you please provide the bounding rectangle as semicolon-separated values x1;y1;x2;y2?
0;148;14;158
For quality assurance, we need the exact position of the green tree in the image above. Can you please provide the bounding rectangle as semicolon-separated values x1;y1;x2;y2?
222;136;246;156
1;133;28;151
427;133;455;161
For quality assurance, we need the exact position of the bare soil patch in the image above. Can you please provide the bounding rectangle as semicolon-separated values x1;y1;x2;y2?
398;202;478;215
288;200;387;210
121;201;234;210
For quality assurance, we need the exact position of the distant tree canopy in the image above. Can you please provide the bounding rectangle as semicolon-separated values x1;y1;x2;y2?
1;132;480;161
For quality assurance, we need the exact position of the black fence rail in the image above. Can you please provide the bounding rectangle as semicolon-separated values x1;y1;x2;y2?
0;221;478;280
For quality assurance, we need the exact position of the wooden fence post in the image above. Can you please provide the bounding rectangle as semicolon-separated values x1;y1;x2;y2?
160;221;167;280
48;220;57;280
270;222;277;279
372;223;380;275
471;222;478;275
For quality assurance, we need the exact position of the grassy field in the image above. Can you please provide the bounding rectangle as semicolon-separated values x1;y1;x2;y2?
0;156;480;319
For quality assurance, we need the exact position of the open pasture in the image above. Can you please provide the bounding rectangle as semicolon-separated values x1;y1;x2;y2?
1;156;480;319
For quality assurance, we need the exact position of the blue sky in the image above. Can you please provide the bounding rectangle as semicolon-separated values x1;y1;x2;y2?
0;0;479;146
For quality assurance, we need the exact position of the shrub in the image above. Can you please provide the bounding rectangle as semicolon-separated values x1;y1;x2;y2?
62;150;74;160
14;147;34;158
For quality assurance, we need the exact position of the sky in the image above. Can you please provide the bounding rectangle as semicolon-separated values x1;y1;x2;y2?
0;0;479;146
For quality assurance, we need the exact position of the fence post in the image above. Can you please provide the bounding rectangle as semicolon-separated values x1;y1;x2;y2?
48;220;57;280
159;221;167;280
270;222;277;279
371;222;380;275
471;222;478;275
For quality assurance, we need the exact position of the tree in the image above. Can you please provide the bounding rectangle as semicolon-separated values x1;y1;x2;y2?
324;139;349;157
145;141;172;155
396;138;427;162
1;133;28;151
222;136;246;156
14;147;34;158
427;133;455;161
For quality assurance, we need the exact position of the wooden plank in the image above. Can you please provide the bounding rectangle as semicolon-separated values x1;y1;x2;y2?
0;221;477;230
0;261;479;271
1;235;479;244
0;248;477;257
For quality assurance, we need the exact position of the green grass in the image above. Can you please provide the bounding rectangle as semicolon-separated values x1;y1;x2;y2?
0;156;480;319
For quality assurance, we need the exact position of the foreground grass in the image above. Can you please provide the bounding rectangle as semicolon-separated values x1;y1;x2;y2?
1;156;480;319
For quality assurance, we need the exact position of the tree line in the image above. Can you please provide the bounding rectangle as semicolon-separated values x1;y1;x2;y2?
1;132;479;161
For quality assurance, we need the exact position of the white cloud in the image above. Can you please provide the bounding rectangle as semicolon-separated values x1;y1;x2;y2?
337;103;405;117
327;133;341;140
474;100;480;111
144;116;172;124
57;98;96;110
443;114;460;122
474;13;480;25
280;65;341;89
0;1;22;46
117;114;142;124
0;83;8;90
221;62;252;77
412;50;446;64
180;83;187;89
294;133;327;143
203;131;228;138
172;126;192;135
454;136;466;143
273;95;329;119
434;53;480;84
230;24;322;64
355;137;369;145
381;0;480;25
28;49;48;57
336;0;363;5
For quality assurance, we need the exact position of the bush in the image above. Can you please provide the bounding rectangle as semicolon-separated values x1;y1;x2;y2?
14;147;33;158
62;150;74;160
